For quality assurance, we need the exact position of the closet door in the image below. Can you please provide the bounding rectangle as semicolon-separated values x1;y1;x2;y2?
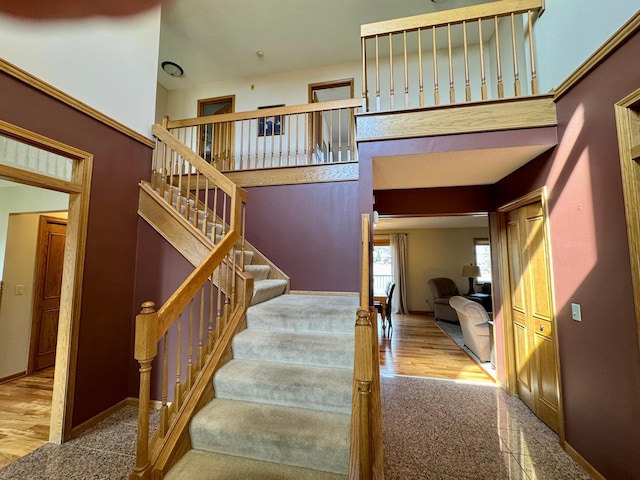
506;201;560;432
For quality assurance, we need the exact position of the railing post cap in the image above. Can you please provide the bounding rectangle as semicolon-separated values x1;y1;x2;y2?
356;309;371;325
140;301;156;314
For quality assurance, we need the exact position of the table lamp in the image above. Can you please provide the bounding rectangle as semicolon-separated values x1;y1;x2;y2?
462;264;481;295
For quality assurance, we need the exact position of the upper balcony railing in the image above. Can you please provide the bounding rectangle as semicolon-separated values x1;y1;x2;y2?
360;0;544;113
165;99;361;174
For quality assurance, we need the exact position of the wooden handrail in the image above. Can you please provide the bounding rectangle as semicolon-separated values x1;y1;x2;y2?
167;98;362;128
360;214;370;310
131;125;250;480
361;0;543;37
151;124;241;198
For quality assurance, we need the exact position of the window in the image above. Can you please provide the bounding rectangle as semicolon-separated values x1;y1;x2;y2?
373;239;393;295
474;238;492;283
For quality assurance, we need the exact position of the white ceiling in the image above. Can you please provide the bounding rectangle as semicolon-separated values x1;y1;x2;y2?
158;0;492;90
373;144;555;190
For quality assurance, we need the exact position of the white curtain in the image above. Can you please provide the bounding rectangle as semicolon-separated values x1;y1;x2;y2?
390;233;409;314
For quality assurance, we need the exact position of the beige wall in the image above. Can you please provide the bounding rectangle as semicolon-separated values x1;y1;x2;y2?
0;211;67;380
376;227;489;313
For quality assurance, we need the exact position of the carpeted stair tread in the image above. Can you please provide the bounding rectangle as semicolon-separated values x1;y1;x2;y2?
214;359;352;413
251;279;288;305
190;398;350;474
232;329;354;368
244;264;271;281
247;294;357;334
165;450;347;480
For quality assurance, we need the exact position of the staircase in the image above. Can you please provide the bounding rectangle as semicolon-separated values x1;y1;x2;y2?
165;293;357;479
139;180;289;307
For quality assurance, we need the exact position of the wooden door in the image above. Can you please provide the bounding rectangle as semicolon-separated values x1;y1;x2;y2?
506;201;560;432
30;216;67;372
198;95;235;169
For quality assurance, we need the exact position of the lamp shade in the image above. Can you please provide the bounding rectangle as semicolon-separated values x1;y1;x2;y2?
462;265;481;278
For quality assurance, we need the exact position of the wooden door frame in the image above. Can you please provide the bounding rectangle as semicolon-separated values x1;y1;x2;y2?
197;95;235;167
27;215;68;374
0;119;92;444
496;187;566;443
614;88;640;352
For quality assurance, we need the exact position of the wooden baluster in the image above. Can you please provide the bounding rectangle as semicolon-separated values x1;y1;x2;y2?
511;13;521;96
403;30;409;108
478;19;487;100
270;117;275;168
418;28;424;107
184;158;191;222
361;36;368;111
202;178;209;235
303;112;308;160
528;10;539;95
187;300;194;389
495;16;504;98
238;121;244;170
329;110;333;163
174;312;182;411
295;113;300;165
311;109;316;165
255;118;259;168
247;119;252;170
131;301;158;480
176;156;184;217
241;203;247;271
463;20;471;101
375;35;380;112
168;147;175;206
338;109;342;163
198;285;205;369
193;172;200;229
389;33;395;110
433;26;440;105
160;333;168;436
208;274;215;350
279;115;284;167
211;186;218;245
287;115;292;165
447;23;455;104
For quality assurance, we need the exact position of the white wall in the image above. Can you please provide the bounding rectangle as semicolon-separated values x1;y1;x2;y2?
0;185;69;276
376;227;490;312
164;62;362;120
0;8;161;137
535;0;639;93
0;211;67;379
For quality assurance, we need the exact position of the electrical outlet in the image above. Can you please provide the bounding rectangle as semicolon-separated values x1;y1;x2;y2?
15;284;24;295
571;303;581;321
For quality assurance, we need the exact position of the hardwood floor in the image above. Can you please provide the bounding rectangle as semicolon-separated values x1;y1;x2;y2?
0;367;53;469
379;313;494;384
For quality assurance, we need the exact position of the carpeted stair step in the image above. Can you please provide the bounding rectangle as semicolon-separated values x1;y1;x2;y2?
247;294;357;334
238;249;253;265
232;329;354;368
251;278;288;305
244;264;271;281
166;449;347;480
189;398;350;474
214;360;352;414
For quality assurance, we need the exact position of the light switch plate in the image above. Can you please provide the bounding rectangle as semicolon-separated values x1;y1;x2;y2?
15;285;24;295
571;303;581;321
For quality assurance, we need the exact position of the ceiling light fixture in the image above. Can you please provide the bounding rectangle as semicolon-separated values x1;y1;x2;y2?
161;61;184;77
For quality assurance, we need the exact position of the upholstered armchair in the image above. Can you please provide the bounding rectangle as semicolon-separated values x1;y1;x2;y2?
427;277;460;323
448;296;492;362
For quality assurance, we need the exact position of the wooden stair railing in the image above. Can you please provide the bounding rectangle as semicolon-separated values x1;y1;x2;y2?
350;214;384;479
361;0;544;112
165;99;361;172
130;124;251;480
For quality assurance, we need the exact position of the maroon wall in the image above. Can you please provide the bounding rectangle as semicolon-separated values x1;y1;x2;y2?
244;182;360;292
494;33;640;478
0;71;152;426
374;185;494;216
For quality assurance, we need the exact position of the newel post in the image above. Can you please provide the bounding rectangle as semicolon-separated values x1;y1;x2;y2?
131;301;158;480
355;308;373;479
